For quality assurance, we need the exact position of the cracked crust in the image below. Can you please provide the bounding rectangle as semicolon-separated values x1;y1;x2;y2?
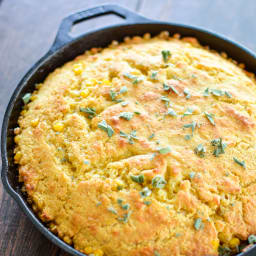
14;32;256;256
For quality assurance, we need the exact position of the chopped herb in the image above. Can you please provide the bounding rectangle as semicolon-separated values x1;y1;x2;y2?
163;83;170;91
80;107;96;119
233;157;246;168
152;175;167;189
22;93;31;104
204;112;215;126
194;218;203;230
122;204;130;210
225;91;232;98
184;88;191;99
148;133;155;140
144;201;151;205
117;199;123;205
183;108;194;117
189;172;196;179
140;187;151;198
83;160;90;165
110;90;116;101
150;71;158;80
108;207;117;214
130;174;144;184
118;211;132;223
161;50;171;62
158;146;171;154
167;108;177;117
203;88;210;97
175;233;182;237
121;102;128;107
117;185;123;191
194;144;206;158
163;83;179;94
120;112;134;121
184;121;197;134
98;120;114;137
185;134;192;140
120;130;138;144
211;89;224;96
169;85;179;95
134;111;141;115
218;246;232;256
211;138;227;157
120;86;128;94
248;235;256;244
154;251;161;256
191;74;197;79
123;73;143;85
161;96;170;107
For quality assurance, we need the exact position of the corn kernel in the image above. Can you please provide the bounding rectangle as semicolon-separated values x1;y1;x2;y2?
53;122;64;132
31;118;39;127
80;89;89;98
21;110;27;115
84;247;94;254
72;63;83;75
102;79;111;86
30;95;37;101
211;239;219;251
94;249;104;256
14;136;20;143
229;237;240;248
14;152;22;162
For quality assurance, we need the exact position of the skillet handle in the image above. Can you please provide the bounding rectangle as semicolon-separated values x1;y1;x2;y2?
50;4;150;52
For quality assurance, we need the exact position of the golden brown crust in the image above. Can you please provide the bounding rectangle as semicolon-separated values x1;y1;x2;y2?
14;32;256;256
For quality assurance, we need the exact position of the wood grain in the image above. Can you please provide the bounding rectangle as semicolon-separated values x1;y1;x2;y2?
0;0;256;255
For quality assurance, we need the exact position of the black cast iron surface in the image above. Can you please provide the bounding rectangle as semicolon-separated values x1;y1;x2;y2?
1;4;256;256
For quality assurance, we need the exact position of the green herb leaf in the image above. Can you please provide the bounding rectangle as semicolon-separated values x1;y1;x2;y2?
184;121;197;134
184;88;191;99
154;251;161;256
211;138;227;157
233;157;246;168
161;50;171;62
158;146;171;154
211;89;224;96
183;108;194;117
248;235;256;244
134;111;141;115
22;93;31;104
194;218;203;230
167;108;177;116
121;102;128;107
120;86;128;94
118;211;132;223
120;130;138;144
123;73;143;85
152;175;167;189
98;120;114;137
120;112;134;121
185;134;192;140
108;207;117;214
130;174;144;184
203;88;210;97
161;96;170;107
109;90;117;101
204;112;215;126
117;199;123;205
80;107;96;119
144;201;151;205
225;91;232;98
140;187;151;198
150;71;158;80
148;133;155;140
194;144;206;158
189;172;196;179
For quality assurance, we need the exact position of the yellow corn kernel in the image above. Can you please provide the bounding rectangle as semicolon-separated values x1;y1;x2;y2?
14;152;22;162
229;237;240;248
72;63;83;75
80;89;89;98
30;95;37;101
102;79;111;86
14;136;20;143
21;110;27;115
84;247;94;254
131;70;141;75
211;239;219;251
94;249;104;256
53;122;64;132
31;118;39;127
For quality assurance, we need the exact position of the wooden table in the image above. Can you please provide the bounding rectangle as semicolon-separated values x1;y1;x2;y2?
0;0;255;255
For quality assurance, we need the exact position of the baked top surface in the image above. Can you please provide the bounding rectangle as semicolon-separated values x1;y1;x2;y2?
14;32;256;256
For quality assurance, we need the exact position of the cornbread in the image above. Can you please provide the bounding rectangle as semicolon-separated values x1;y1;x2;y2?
14;31;256;256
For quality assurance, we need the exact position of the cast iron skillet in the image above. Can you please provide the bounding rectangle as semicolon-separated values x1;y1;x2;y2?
1;4;256;256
